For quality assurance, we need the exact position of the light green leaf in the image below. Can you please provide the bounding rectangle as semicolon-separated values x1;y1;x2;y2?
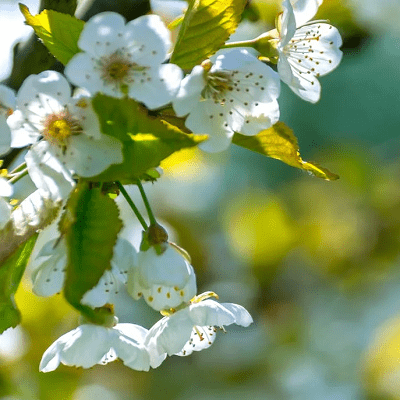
90;95;207;183
20;4;84;65
170;0;247;69
61;182;122;323
0;234;38;334
232;122;339;181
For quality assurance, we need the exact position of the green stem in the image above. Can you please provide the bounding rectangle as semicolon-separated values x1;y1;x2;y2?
116;181;148;230
8;162;27;175
8;168;29;185
136;180;157;226
221;39;257;49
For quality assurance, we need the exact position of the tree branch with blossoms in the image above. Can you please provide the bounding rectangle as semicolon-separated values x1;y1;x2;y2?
0;0;343;372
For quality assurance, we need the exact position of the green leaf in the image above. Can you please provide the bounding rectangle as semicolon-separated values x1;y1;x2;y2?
20;4;84;65
170;0;247;69
90;95;208;183
0;234;38;334
61;182;122;323
232;122;339;181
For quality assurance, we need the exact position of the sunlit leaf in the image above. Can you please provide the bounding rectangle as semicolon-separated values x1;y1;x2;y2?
20;4;84;65
170;0;247;69
90;95;207;183
61;182;122;323
232;122;339;181
0;234;38;334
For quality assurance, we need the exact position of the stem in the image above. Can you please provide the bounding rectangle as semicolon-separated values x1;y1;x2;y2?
221;39;257;49
136;180;157;225
8;162;27;175
116;181;148;230
8;168;29;184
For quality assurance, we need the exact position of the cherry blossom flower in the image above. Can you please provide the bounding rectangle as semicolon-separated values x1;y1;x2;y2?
65;12;182;109
126;242;196;311
173;49;280;152
7;70;123;178
277;0;343;102
0;84;15;156
40;318;151;372
145;292;253;367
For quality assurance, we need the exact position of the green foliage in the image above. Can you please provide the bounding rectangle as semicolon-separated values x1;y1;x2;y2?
60;182;122;323
0;234;38;334
90;95;208;183
232;122;339;181
170;0;247;69
20;4;84;65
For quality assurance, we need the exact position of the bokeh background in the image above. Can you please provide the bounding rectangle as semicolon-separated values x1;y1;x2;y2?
1;0;400;399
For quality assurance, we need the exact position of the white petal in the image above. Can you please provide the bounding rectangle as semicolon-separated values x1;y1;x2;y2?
189;300;238;326
220;303;253;327
25;142;75;200
0;85;16;110
280;0;297;46
124;15;171;65
55;133;123;177
31;238;66;297
65;53;105;96
78;12;126;57
291;0;322;27
128;64;182;109
112;323;151;371
8;109;40;148
112;238;137;282
40;329;75;372
172;65;205;117
0;177;13;197
176;326;217;356
60;325;111;368
0;117;11;156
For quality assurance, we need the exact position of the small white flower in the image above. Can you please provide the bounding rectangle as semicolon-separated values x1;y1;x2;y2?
7;70;123;177
145;292;253;367
173;49;280;153
0;84;15;156
40;319;151;372
0;177;13;229
31;237;136;303
127;243;196;311
277;0;343;103
65;12;183;109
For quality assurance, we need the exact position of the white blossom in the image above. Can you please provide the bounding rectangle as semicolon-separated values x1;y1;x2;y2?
173;49;280;152
145;292;253;367
7;70;123;178
0;84;15;156
277;0;343;102
126;243;196;311
0;177;13;229
40;319;151;372
65;12;182;109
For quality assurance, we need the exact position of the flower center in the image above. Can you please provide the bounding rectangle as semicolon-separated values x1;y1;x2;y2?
107;62;130;81
42;110;82;148
202;72;233;103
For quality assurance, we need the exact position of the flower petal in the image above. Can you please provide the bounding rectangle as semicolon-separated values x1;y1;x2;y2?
176;326;217;356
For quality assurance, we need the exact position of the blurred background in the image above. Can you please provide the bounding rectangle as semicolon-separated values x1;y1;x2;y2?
1;0;400;399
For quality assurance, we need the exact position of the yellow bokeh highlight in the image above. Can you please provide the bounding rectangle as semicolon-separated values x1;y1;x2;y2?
222;190;296;268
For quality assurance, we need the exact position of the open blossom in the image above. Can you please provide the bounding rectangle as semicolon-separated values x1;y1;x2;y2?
65;12;182;109
0;85;15;156
0;177;13;229
173;49;280;153
126;242;196;311
145;292;253;367
7;70;123;178
40;319;151;372
277;0;343;102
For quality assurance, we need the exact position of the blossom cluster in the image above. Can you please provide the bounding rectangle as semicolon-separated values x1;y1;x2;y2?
0;0;343;372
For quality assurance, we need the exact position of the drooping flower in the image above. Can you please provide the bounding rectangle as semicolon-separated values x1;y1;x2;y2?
0;177;13;229
7;70;123;178
145;292;253;367
40;318;151;372
126;225;196;311
277;0;343;102
65;12;182;109
31;237;136;303
0;84;15;156
173;49;280;152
